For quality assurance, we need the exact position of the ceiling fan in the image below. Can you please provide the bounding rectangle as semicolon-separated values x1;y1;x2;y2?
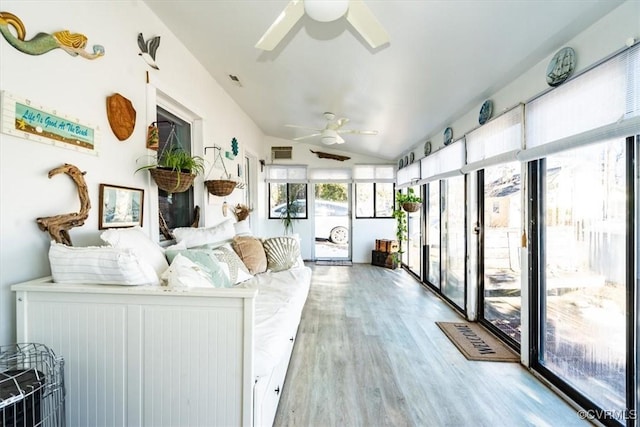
285;112;378;145
255;0;389;51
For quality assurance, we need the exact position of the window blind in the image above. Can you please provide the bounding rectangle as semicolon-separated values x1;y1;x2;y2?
308;168;352;182
462;105;523;173
519;44;639;162
418;138;465;184
353;164;395;183
397;162;420;188
265;165;307;183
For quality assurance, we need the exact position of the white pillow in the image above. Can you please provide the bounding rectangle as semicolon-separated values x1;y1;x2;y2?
173;219;235;248
233;220;252;236
100;226;168;278
161;254;214;288
49;241;159;285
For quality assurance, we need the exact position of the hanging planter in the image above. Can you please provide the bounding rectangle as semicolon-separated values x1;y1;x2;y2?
204;179;236;196
402;202;422;213
204;146;237;197
136;121;204;193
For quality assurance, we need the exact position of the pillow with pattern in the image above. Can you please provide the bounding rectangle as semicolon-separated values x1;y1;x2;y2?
209;244;254;284
262;236;301;272
165;247;232;288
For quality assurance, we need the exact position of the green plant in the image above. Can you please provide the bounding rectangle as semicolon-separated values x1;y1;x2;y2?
136;146;205;175
280;198;301;234
391;188;422;265
396;187;422;205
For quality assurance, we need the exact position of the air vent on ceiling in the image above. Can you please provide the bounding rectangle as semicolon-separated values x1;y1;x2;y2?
271;146;292;160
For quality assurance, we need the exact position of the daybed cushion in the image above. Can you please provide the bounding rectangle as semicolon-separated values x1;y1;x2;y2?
49;241;159;286
262;236;302;272
100;226;168;278
236;266;312;378
231;235;267;274
161;253;216;288
173;219;234;248
165;247;232;288
233;220;252;236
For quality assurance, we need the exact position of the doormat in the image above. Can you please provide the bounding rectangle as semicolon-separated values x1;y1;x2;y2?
436;322;519;362
315;260;352;266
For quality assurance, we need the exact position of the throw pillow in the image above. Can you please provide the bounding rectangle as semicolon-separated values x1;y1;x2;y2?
262;236;301;272
162;254;214;288
233;220;252;236
231;236;267;274
49;241;159;285
173;219;234;248
208;244;253;284
165;248;232;288
100;226;168;279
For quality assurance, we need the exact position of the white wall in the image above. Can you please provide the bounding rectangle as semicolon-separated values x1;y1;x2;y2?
257;136;396;263
0;0;264;346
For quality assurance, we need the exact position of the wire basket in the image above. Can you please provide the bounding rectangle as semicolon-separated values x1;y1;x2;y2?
149;168;195;193
205;179;236;197
0;343;65;427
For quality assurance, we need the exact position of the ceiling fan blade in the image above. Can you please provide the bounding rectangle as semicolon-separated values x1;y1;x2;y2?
285;124;323;132
338;129;379;135
255;0;305;51
346;0;390;49
293;133;322;141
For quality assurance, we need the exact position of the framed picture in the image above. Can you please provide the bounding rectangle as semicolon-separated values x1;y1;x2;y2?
99;184;144;229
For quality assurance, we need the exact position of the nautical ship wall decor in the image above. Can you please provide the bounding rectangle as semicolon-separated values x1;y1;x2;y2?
546;47;576;87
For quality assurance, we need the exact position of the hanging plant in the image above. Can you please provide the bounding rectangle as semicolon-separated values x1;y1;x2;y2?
397;187;422;212
136;122;205;193
204;145;237;196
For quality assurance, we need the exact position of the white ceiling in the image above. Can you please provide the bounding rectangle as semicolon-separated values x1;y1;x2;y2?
143;0;622;160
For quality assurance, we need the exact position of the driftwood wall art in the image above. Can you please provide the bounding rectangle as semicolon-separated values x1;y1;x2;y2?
36;163;90;246
106;93;136;141
310;149;351;162
0;11;104;59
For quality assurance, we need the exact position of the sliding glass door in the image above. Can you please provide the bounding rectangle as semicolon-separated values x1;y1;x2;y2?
406;185;422;277
425;181;441;289
441;175;466;311
479;162;522;345
533;138;633;424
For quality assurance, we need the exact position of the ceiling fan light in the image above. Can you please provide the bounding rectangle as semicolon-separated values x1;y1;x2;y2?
304;0;349;22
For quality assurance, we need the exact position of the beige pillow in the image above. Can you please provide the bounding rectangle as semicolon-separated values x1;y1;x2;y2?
231;236;267;274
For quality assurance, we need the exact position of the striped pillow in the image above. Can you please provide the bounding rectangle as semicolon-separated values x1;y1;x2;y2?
49;241;159;286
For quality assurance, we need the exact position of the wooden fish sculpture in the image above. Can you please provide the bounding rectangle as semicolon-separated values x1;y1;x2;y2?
0;11;104;59
310;149;351;162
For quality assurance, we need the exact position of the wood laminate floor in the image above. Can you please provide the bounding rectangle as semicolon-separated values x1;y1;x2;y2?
273;264;588;427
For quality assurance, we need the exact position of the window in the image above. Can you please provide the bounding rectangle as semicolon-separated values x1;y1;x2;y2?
156;107;194;239
355;182;394;218
268;183;308;219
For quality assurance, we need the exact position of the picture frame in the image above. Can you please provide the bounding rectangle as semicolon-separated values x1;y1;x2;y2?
99;184;144;229
1;91;100;156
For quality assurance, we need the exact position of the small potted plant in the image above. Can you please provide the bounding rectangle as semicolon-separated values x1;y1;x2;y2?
136;146;205;193
397;187;422;212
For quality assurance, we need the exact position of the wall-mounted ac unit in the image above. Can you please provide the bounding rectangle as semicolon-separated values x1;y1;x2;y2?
271;146;292;160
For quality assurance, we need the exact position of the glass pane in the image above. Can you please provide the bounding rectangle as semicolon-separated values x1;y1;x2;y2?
289;183;307;218
157;107;193;237
482;162;522;343
269;183;287;218
355;183;374;217
407;185;421;276
540;139;627;413
442;175;465;309
375;183;394;217
426;182;440;288
269;183;307;218
314;183;350;259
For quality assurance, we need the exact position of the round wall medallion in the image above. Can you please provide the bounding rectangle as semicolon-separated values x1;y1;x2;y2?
478;100;493;125
404;155;409;166
398;158;404;169
443;127;453;145
409;152;415;164
424;141;432;156
546;46;576;87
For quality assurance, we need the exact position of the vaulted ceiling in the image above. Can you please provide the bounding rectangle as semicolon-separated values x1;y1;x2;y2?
144;0;622;160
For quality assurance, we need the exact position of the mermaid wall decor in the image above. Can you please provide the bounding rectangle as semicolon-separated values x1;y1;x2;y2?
0;11;104;59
